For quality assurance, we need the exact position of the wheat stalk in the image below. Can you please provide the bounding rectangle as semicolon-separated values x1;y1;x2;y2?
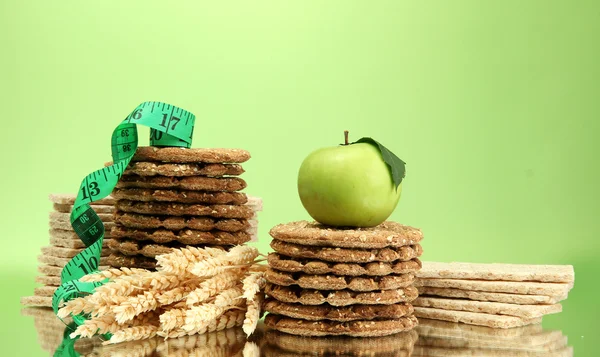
79;268;148;282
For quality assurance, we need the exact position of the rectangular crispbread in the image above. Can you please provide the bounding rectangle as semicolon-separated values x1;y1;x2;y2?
49;236;116;249
417;335;568;352
38;265;62;277
417;286;566;305
412;345;574;357
49;228;116;240
35;275;61;286
53;203;115;214
49;211;114;223
41;245;110;259
37;254;109;268
20;296;52;307
413;307;541;328
419;261;574;283
49;194;115;205
414;297;562;319
416;278;571;297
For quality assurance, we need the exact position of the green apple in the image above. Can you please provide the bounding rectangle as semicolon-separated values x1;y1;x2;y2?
298;134;403;227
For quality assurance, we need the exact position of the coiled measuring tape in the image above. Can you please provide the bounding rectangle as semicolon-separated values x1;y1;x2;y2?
51;102;195;323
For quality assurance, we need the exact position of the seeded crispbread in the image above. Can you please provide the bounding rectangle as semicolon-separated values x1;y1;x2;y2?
263;329;418;356
53;203;115;214
416;278;571;297
417;335;568;352
265;283;419;306
49;194;115;205
264;314;418;337
414;296;562;319
268;253;422;276
413;307;541;328
264;299;414;321
107;239;210;258
110;226;251;245
115;200;254;219
114;212;251;232
417;286;566;305
117;175;247;192
418;261;575;284
20;296;53;307
416;318;545;339
265;268;415;291
112;188;248;205
132;146;251;163
106;252;157;269
270;220;423;249
41;246;110;259
271;239;422;263
122;161;245;177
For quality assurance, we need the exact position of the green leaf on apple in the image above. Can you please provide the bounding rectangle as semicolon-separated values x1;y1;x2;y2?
353;137;406;189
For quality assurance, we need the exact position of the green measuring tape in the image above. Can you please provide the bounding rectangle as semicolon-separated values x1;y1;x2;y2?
51;101;196;324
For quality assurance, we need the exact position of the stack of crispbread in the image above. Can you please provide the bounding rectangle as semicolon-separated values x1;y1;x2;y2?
413;318;573;356
107;147;261;269
413;262;574;328
263;221;424;337
20;194;115;307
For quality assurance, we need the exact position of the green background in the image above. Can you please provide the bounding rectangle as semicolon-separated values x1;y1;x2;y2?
1;0;599;355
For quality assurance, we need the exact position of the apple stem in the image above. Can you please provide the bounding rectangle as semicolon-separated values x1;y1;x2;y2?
344;130;349;145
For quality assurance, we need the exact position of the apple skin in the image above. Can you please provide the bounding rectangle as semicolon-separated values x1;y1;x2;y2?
298;142;402;227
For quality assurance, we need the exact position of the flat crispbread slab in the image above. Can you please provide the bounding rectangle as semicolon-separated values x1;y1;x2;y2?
271;240;423;263
269;220;423;249
416;278;571;297
268;253;422;276
35;276;61;286
49;194;115;205
412;345;574;357
117;175;247;192
265;268;415;291
264;299;414;321
264;329;418;356
416;318;545;339
107;239;178;258
110;226;251;245
20;296;52;307
50;227;116;239
123;161;245;177
417;335;568;352
419;261;574;284
112;188;248;205
418;286;566;305
41;246;110;259
413;307;541;328
53;204;115;214
49;237;116;249
49;211;114;223
107;252;157;269
265;283;419;306
114;212;250;232
49;220;116;232
38;254;110;267
33;286;58;297
132;146;251;163
264;314;418;337
38;265;62;277
414;297;562;319
115;200;254;219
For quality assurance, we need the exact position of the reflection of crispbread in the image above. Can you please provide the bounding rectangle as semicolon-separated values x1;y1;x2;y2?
111;226;251;245
416;318;545;339
20;296;52;307
412;345;574;357
114;212;251;232
418;261;575;284
413;307;541;328
49;194;115;205
265;283;419;306
53;203;114;213
264;299;413;321
264;314;418;337
418;335;568;352
116;200;254;219
417;286;565;305
270;220;423;248
416;278;571;297
264;328;418;356
123;161;245;177
271;240;422;263
266;268;415;291
112;188;248;204
117;175;247;192
132;146;251;163
268;253;421;276
107;252;156;269
414;296;562;319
